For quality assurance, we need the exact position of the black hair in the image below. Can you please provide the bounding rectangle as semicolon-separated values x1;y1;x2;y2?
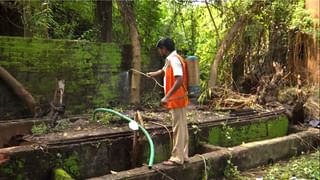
156;38;175;52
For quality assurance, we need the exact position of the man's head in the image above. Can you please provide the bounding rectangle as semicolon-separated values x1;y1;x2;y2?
156;38;175;58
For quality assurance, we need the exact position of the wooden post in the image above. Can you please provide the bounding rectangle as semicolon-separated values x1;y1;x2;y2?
131;111;145;168
49;80;65;127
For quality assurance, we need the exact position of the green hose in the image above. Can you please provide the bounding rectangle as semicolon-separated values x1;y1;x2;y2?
93;108;155;169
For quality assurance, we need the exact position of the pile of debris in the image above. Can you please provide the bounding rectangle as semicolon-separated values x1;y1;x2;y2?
201;62;319;127
199;87;260;110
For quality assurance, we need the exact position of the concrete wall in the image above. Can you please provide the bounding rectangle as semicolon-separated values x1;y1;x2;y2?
0;114;288;179
93;128;319;180
0;129;199;179
205;116;288;147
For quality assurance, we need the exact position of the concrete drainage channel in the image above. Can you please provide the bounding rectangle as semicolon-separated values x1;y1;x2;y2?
90;128;319;180
0;108;318;179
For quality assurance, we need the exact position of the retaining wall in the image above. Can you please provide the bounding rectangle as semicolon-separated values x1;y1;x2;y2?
0;113;289;179
0;36;161;119
92;128;319;180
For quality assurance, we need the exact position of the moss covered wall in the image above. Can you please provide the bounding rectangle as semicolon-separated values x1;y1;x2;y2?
0;36;123;118
207;116;289;147
0;114;289;179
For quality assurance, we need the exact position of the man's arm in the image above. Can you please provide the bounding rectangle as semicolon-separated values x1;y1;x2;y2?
161;76;183;103
147;69;164;77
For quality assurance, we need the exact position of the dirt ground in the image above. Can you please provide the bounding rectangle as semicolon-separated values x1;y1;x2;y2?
24;107;229;142
23;105;285;146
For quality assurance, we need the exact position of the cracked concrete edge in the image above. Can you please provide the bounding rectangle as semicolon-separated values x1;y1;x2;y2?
88;128;320;180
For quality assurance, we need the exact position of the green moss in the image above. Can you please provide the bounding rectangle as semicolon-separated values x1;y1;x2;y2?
54;168;73;180
207;116;289;147
208;127;221;145
153;143;171;163
267;116;288;138
0;36;122;113
223;122;267;146
93;82;118;106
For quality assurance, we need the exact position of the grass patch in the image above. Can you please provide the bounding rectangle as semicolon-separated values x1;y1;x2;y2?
93;107;124;126
240;150;320;180
31;123;48;135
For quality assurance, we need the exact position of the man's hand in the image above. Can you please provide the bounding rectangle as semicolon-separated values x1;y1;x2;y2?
146;72;157;77
161;96;168;105
147;69;164;78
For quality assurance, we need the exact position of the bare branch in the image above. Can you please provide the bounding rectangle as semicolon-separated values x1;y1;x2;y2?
205;0;220;45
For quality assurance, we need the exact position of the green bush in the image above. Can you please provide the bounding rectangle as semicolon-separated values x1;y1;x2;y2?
31;123;48;135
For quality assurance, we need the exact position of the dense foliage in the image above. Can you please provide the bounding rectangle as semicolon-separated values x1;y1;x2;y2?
158;0;316;89
0;0;317;88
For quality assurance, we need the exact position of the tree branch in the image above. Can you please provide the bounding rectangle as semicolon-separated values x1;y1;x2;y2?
205;0;220;45
0;66;38;116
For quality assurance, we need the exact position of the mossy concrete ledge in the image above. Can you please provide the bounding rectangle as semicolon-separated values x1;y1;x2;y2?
90;128;319;180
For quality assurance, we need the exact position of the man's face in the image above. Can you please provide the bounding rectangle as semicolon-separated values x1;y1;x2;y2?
158;47;168;59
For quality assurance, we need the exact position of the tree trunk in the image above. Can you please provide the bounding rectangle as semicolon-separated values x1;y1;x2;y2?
22;0;32;37
95;0;112;42
207;1;264;88
0;66;38;116
117;1;141;103
207;16;248;88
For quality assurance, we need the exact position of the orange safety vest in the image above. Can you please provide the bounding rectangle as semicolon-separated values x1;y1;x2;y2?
165;54;189;109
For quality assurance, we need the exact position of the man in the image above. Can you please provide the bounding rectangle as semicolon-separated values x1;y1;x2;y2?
147;38;189;166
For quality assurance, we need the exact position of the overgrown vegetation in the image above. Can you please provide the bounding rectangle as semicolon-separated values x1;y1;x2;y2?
93;107;124;126
224;158;241;179
31;122;48;135
31;119;71;135
240;150;320;179
1;0;318;110
55;152;80;178
52;119;71;132
0;1;318;179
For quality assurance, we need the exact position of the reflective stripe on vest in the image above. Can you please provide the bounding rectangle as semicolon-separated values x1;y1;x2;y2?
165;54;189;109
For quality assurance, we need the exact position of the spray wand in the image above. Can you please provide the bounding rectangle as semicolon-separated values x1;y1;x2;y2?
130;68;164;88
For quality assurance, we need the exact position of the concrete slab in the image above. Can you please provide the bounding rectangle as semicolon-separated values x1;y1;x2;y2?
90;128;319;180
